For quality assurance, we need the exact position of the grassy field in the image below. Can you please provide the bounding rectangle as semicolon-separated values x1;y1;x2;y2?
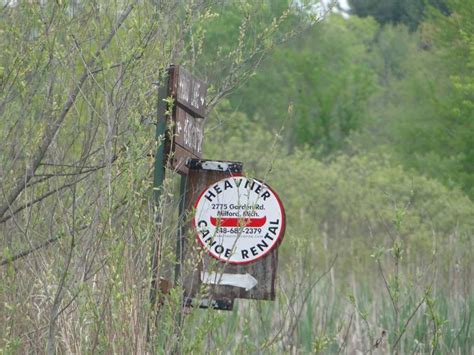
1;1;473;353
2;146;472;353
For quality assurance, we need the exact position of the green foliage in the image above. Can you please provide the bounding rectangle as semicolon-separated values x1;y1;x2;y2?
426;0;474;197
353;0;474;198
1;0;473;353
206;122;473;351
188;0;318;107
312;332;331;353
348;0;449;30
227;15;378;154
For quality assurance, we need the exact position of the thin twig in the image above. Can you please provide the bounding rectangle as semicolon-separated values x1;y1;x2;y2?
0;0;138;220
337;312;354;354
265;255;338;349
392;294;427;351
376;258;398;319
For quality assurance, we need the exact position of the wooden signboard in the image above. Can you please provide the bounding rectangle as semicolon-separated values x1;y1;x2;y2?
153;67;285;313
168;66;207;118
179;159;285;310
164;66;207;175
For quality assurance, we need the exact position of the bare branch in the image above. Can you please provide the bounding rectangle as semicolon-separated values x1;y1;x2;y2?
0;1;138;219
0;172;93;224
1;225;87;267
392;294;427;351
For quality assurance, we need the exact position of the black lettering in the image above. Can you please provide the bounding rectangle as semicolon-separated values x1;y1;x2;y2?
261;191;271;200
255;184;262;194
250;246;258;256
256;239;268;251
198;220;207;227
224;180;233;190
268;226;278;235
225;248;232;258
205;237;217;247
205;190;216;202
270;219;280;225
214;184;222;194
241;249;249;259
245;179;257;191
215;245;224;254
263;233;274;241
201;230;210;238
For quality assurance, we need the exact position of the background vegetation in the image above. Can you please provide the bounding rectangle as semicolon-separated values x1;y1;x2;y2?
1;0;472;353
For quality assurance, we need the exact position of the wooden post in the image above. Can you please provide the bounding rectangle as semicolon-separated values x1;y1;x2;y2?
147;69;169;342
146;65;208;341
175;175;187;285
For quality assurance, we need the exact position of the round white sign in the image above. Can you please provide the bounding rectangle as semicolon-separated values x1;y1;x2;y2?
193;176;285;264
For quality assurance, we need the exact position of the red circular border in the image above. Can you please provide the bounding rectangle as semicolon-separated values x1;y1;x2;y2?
193;176;286;265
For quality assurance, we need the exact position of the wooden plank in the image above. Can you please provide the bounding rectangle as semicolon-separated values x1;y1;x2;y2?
166;143;200;175
174;107;204;157
168;66;207;118
164;66;207;175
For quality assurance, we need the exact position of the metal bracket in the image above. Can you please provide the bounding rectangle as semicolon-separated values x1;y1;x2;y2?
184;297;234;311
186;159;243;173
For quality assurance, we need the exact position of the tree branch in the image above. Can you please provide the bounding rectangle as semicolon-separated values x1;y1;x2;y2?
0;1;137;219
1;225;87;267
0;172;93;224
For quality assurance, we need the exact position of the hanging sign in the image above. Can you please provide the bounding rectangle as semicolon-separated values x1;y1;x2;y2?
193;176;285;264
181;160;280;310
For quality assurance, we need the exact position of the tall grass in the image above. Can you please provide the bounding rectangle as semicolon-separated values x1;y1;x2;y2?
1;137;473;353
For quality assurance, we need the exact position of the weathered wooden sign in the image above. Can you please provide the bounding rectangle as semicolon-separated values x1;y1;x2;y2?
168;66;207;118
174;107;204;156
151;66;285;315
194;176;285;264
165;66;207;175
179;159;285;311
